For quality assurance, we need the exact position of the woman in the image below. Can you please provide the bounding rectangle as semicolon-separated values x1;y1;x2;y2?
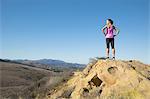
101;19;120;60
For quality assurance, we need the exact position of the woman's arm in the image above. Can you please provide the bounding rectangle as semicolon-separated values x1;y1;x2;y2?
101;25;107;35
101;25;107;33
113;26;120;36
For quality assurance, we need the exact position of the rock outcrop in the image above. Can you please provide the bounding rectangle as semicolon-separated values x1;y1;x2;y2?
47;59;150;99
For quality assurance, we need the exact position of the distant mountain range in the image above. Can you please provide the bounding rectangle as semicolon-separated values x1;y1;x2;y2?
0;59;85;69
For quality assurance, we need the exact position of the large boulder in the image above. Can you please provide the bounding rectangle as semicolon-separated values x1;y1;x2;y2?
48;59;150;99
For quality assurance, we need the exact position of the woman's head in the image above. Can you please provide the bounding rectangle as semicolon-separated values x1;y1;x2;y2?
106;19;113;27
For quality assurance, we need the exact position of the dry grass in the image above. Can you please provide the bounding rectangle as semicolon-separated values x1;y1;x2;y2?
0;61;76;99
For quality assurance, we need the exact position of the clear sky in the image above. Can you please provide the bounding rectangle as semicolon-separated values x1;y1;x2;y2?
1;0;149;64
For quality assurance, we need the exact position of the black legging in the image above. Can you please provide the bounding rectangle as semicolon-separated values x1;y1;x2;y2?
106;38;114;49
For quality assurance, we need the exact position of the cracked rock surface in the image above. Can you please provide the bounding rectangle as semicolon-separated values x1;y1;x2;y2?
48;59;150;99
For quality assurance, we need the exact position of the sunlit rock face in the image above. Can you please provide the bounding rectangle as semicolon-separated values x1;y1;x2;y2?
48;59;150;99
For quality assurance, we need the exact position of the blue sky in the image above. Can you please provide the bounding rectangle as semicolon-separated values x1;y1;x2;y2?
1;0;149;64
